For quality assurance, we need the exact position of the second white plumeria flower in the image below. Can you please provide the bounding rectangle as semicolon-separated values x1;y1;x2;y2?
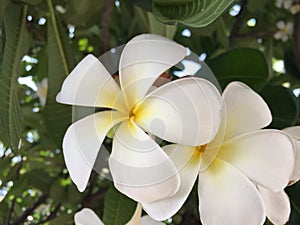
56;34;222;203
142;82;295;225
274;21;293;42
75;204;163;225
258;126;300;225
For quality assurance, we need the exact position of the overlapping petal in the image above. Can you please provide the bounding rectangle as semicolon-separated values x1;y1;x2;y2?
109;120;180;203
218;130;294;191
75;208;104;225
283;126;300;183
258;186;290;225
119;34;186;108
142;144;200;220
56;54;127;112
135;77;222;146
198;158;266;225
63;110;127;192
222;82;272;141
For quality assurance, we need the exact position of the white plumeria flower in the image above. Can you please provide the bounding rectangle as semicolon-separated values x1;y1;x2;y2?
276;0;300;14
276;0;293;8
56;34;223;203
142;82;295;225
274;21;293;42
290;4;300;14
75;204;164;225
258;126;300;225
36;78;48;106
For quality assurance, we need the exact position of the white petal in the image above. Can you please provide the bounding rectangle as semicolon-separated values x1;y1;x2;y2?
277;21;286;29
63;111;126;192
283;126;300;184
143;144;200;220
74;208;104;225
135;77;222;146
274;31;283;40
56;54;127;112
109;120;180;203
141;216;165;225
258;186;290;225
222;82;272;141
119;34;186;108
218;130;295;191
198;158;266;225
126;203;142;225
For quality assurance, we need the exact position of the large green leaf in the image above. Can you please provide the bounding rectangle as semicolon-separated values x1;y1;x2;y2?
208;48;269;91
103;185;137;225
152;0;234;27
148;12;177;39
0;3;29;149
43;0;74;148
260;85;299;129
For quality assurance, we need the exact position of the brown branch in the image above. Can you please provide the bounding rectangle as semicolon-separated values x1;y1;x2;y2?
101;0;115;53
5;199;16;225
180;212;199;225
293;12;300;72
26;21;46;43
36;204;61;225
229;0;248;41
82;187;108;208
5;163;22;225
10;195;48;225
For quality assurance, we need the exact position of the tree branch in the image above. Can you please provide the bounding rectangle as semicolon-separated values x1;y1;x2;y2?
36;204;61;225
10;195;47;225
101;0;115;53
229;0;248;41
293;12;300;72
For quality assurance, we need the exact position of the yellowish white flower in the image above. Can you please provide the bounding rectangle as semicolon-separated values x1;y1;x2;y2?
274;21;293;42
258;126;300;225
142;82;295;225
56;34;222;203
75;204;164;225
275;0;300;14
36;78;48;106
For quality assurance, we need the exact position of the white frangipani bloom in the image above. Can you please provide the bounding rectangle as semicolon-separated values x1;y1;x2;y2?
36;78;48;106
274;21;293;42
142;82;295;225
275;0;300;14
258;126;300;225
56;34;222;203
75;204;164;225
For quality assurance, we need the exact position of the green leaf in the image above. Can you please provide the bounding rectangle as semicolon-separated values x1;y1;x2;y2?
247;0;269;12
148;12;177;39
20;0;42;5
152;0;234;27
260;85;299;129
0;3;29;150
63;0;105;26
43;0;74;148
103;185;137;225
128;0;152;11
208;48;269;91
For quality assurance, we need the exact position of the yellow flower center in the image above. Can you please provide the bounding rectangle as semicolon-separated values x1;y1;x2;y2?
193;144;207;159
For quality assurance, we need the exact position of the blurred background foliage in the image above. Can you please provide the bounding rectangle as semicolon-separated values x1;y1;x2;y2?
0;0;299;224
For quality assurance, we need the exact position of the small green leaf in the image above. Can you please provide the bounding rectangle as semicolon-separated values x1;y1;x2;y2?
153;0;234;27
0;3;29;150
103;185;137;225
208;48;269;91
260;85;299;129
